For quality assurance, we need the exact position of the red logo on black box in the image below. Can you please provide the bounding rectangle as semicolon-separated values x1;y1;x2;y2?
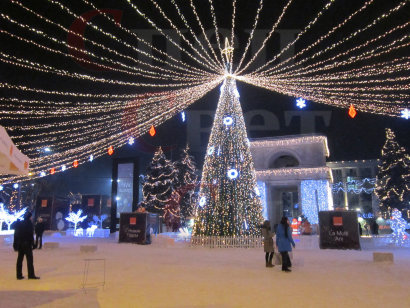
333;216;343;226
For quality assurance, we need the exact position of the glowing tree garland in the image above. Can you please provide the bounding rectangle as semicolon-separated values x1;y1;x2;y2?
192;74;263;237
174;144;198;225
0;0;408;185
140;147;178;214
375;128;410;216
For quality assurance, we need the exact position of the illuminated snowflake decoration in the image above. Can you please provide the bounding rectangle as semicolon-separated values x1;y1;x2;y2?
227;168;239;180
40;171;46;177
128;136;135;145
199;196;206;207
181;111;186;122
223;116;233;126
61;165;66;171
296;97;306;109
401;109;410;120
89;154;94;162
207;146;215;155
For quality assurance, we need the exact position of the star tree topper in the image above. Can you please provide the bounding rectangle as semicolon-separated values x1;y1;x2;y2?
222;38;234;73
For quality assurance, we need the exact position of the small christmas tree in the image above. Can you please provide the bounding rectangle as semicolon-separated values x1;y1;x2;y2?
141;147;177;214
375;128;410;217
163;191;181;231
174;144;198;225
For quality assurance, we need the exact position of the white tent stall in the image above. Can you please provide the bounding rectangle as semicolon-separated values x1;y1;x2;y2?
0;125;29;175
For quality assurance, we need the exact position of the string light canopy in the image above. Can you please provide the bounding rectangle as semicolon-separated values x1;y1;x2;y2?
0;0;408;184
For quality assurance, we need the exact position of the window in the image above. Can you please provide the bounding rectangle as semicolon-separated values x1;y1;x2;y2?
347;168;357;177
360;168;372;178
270;155;299;168
333;169;343;182
250;114;264;126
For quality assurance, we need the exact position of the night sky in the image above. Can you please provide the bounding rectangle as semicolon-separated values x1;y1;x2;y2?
0;0;408;195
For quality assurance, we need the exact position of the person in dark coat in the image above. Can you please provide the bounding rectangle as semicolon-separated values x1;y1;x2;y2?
13;212;40;280
34;217;45;249
261;220;275;267
371;220;379;237
358;222;363;236
276;216;295;272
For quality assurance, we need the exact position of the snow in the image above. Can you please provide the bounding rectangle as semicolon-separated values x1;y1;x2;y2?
1;234;410;307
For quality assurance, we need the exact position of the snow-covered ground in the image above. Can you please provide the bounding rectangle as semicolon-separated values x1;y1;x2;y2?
1;234;409;308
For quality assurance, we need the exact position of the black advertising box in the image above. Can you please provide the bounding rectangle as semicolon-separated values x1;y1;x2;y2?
319;211;361;250
119;213;147;244
35;196;53;230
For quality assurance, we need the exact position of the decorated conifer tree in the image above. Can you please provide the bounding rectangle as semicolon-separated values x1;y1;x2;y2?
192;77;263;237
375;128;410;217
141;147;177;214
174;144;198;225
163;191;181;231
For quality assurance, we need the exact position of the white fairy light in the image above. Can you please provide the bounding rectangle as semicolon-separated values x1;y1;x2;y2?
0;0;407;185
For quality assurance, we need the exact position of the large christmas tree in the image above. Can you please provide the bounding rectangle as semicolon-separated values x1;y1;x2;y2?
375;128;410;216
174;144;198;225
140;147;177;214
192;76;263;237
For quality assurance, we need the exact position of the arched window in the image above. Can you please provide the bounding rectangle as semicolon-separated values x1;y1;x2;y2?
270;155;299;168
250;114;265;126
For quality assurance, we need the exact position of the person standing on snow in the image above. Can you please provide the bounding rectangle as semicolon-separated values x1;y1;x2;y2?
261;220;275;268
276;216;295;272
34;217;45;249
13;211;40;280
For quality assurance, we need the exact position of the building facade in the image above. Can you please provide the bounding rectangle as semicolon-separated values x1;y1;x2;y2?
250;134;333;225
326;160;379;217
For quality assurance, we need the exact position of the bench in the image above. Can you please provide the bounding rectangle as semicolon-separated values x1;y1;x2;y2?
80;245;98;253
43;242;60;249
373;252;393;263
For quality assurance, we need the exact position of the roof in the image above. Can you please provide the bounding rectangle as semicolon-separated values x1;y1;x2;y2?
250;134;330;157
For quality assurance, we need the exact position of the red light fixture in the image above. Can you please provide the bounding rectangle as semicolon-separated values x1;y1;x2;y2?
348;104;357;118
149;125;156;137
